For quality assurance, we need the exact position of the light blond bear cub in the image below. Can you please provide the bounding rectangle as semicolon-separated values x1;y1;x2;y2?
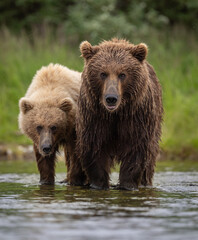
19;63;81;184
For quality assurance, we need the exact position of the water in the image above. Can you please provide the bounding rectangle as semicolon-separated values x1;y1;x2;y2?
0;166;198;240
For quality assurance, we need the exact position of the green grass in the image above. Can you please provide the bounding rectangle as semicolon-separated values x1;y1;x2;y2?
147;31;198;153
0;27;198;157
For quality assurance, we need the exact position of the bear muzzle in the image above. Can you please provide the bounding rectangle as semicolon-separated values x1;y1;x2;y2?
42;144;52;155
102;77;122;112
105;94;118;110
103;94;122;112
39;131;54;156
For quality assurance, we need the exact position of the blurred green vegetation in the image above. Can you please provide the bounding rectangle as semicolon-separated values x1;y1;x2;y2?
1;0;198;41
0;0;198;158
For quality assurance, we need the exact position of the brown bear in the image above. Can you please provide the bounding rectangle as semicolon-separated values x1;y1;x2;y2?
69;39;163;190
18;63;81;184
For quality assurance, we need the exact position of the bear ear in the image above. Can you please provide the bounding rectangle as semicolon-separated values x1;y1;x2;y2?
80;41;99;60
19;98;34;114
59;98;73;113
130;43;148;62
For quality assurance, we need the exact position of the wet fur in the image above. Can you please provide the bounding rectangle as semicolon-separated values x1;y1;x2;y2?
69;39;163;190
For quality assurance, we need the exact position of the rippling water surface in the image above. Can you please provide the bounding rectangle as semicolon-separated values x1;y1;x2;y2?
0;164;198;240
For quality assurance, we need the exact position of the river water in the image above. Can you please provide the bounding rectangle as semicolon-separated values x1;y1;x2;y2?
0;164;198;240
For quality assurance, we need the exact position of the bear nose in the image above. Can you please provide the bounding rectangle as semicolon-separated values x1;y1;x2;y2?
42;144;52;154
105;95;118;105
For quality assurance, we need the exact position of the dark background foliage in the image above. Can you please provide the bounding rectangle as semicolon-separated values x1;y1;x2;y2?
0;0;197;42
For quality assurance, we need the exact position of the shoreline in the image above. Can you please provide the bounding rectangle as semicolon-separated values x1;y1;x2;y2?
0;144;197;162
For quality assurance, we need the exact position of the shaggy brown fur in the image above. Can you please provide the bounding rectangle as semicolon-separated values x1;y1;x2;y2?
19;63;81;184
69;39;163;190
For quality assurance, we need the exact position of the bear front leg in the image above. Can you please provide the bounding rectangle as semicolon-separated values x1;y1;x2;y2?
63;141;86;185
81;151;110;190
141;156;156;186
68;156;87;186
34;144;56;185
119;151;146;190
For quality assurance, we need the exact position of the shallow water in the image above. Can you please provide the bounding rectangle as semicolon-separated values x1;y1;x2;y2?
0;166;198;240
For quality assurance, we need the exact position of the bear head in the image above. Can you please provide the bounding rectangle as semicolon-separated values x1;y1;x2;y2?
80;38;149;112
19;97;73;156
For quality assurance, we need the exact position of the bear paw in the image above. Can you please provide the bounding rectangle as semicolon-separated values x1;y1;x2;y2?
90;183;109;190
118;183;138;191
59;178;68;184
40;180;54;185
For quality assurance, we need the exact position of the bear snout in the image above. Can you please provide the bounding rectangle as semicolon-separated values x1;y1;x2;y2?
103;93;121;111
105;94;118;104
102;77;122;112
42;144;52;155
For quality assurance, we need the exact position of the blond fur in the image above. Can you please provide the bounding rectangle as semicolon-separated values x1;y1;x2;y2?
18;63;82;184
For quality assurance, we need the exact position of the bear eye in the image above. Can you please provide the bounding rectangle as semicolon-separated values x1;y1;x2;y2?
100;72;108;80
51;126;57;132
118;73;126;80
36;125;43;133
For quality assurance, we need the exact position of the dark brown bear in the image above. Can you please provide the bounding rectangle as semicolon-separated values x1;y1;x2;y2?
69;39;163;190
